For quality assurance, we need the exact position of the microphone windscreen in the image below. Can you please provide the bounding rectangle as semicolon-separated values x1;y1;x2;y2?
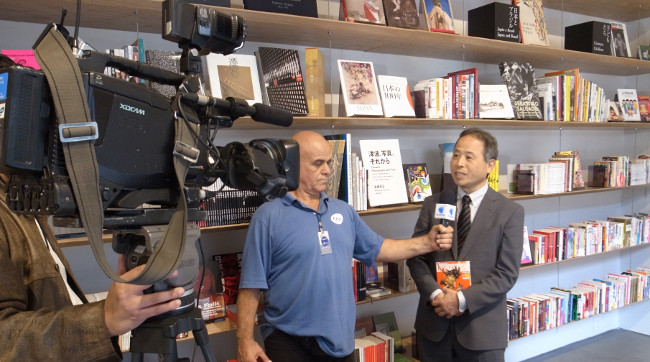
439;188;456;205
252;104;293;127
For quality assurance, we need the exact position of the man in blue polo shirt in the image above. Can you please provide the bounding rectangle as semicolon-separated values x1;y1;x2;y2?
236;131;453;362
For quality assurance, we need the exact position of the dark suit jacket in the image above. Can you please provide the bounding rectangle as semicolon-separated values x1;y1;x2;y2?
407;187;524;351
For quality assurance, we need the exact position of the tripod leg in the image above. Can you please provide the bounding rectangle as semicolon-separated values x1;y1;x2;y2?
192;323;216;362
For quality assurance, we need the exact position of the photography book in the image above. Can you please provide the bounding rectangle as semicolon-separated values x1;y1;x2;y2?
436;261;471;290
376;75;415;117
478;84;515;119
203;53;264;106
255;46;309;115
337;60;383;116
403;163;432;203
513;0;549;46
498;61;543;120
341;0;387;25
610;22;631;57
384;0;420;29
359;138;408;207
421;0;455;33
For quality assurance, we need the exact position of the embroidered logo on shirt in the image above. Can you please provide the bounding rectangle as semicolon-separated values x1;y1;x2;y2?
331;213;343;224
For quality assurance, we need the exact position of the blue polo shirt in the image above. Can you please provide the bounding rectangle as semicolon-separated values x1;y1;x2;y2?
240;192;384;357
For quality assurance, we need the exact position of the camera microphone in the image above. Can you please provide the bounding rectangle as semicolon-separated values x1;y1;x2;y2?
434;188;457;227
181;94;293;127
251;103;293;127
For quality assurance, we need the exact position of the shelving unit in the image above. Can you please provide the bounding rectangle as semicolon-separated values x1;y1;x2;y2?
3;1;650;360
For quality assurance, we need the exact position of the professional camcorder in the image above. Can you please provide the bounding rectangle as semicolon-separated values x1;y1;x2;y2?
0;1;298;226
1;1;298;359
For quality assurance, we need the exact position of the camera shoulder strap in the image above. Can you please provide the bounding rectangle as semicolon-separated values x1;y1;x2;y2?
33;23;190;285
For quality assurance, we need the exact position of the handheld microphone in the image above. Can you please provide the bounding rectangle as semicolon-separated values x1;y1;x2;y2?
434;189;457;226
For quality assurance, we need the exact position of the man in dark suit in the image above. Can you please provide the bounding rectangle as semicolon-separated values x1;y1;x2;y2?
407;128;524;362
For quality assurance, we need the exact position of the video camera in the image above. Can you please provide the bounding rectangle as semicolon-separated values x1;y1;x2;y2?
0;1;299;227
0;0;300;307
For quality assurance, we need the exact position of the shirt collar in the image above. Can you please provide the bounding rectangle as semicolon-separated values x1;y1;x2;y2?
283;192;330;213
457;183;489;204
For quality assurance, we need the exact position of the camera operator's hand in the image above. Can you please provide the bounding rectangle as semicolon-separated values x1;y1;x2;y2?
103;255;185;337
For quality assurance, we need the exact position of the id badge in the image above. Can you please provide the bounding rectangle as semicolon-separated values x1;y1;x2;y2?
318;230;332;255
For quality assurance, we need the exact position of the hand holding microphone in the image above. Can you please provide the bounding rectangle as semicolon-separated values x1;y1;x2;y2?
429;189;456;251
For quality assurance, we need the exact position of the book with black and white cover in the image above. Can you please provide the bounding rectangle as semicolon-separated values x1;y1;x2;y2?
341;0;387;25
498;62;543;120
338;60;383;116
203;53;263;106
376;75;415;117
359;138;408;207
513;0;549;46
616;89;641;121
244;0;318;18
255;46;309;115
478;84;515;119
384;0;420;29
611;22;631;58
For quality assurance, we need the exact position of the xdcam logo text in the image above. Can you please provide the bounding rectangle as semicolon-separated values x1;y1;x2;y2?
119;103;145;116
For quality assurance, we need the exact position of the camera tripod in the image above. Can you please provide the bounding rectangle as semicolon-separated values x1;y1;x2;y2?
129;306;215;362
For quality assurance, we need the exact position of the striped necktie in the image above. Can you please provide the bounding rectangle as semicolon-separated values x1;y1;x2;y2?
457;195;472;254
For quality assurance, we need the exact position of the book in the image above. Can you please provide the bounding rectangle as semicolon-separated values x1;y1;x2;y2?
377;75;415;117
384;260;417;292
372;311;406;353
436;261;471;290
145;49;181;99
499;61;543;120
544;68;580;122
607;101;624;122
325;134;354;205
255;46;309;115
359;138;409;207
338;59;383;116
384;0;420;29
243;0;318;18
341;0;387;25
213;252;243;306
616;89;641;121
326;138;346;199
478;84;515;119
639;45;650;60
421;0;455;33
193;261;226;322
521;226;533;264
513;0;549;46
403;163;432;203
638;96;650;122
610;22;631;57
304;48;326;116
203;53;264;106
447;67;479;118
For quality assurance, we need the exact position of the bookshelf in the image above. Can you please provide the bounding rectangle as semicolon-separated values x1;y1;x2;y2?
2;0;650;360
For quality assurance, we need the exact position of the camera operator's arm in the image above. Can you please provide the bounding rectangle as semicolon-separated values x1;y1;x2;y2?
103;255;185;336
236;288;271;362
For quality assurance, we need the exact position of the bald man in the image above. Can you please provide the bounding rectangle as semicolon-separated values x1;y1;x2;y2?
236;131;453;362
